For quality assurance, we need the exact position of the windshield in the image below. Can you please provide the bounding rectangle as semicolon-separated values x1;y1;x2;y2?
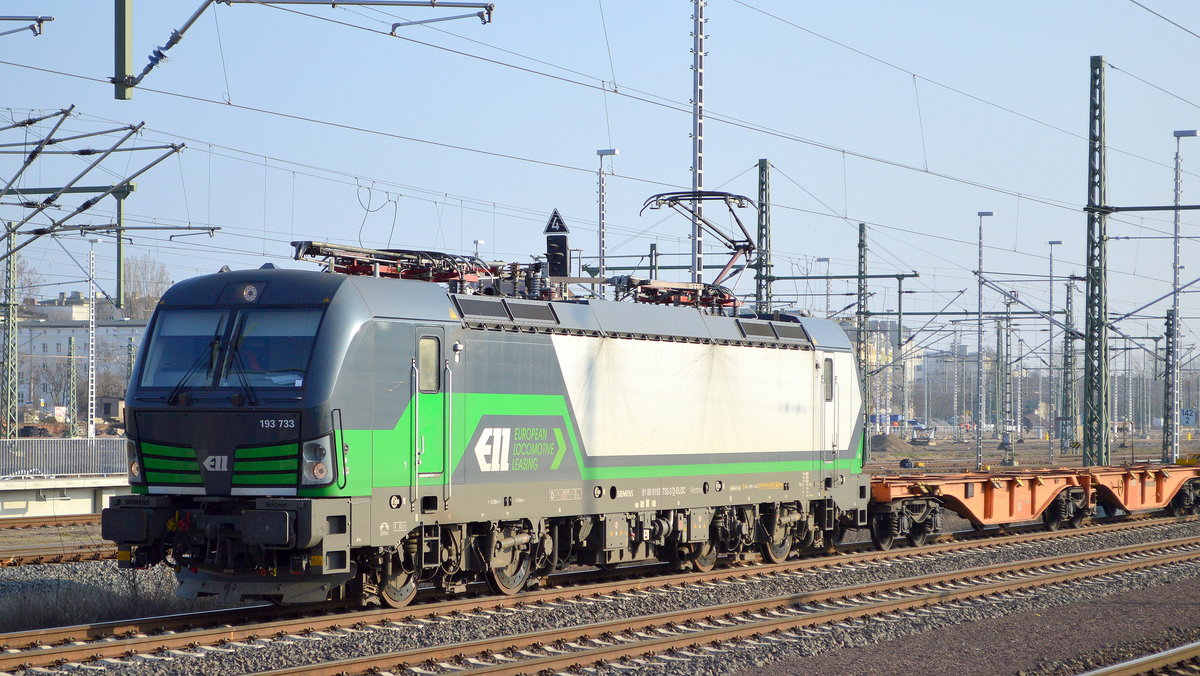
139;308;322;390
220;310;321;388
139;311;228;388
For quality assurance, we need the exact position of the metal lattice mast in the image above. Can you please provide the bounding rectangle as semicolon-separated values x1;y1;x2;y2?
126;336;136;382
689;0;706;284
2;234;16;438
1060;282;1077;454
754;159;772;313
953;325;962;442
897;278;907;427
857;222;870;456
1003;299;1014;448
86;243;96;438
1015;337;1024;442
66;336;78;437
995;319;1004;439
1083;55;1110;467
1125;337;1133;439
1163;309;1176;460
1048;244;1057;459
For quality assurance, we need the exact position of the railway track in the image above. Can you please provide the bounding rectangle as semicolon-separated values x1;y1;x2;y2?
0;542;114;566
0;513;100;530
1082;639;1200;675
0;514;1193;672
256;537;1200;675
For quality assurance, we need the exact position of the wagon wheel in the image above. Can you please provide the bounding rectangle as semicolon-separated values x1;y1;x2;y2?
829;522;851;548
486;551;531;596
905;522;929;547
1069;512;1086;529
378;568;417;608
759;523;792;564
1167;487;1195;518
689;540;719;573
869;514;896;551
1042;507;1063;531
795;523;816;551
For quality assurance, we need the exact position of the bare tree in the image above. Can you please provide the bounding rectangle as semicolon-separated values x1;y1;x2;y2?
124;252;172;320
34;360;72;409
10;252;44;306
96;370;127;401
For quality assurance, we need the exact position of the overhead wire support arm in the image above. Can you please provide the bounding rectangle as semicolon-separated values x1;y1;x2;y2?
0;107;72;208
1087;204;1200;213
116;0;495;95
979;273;1159;361
0;143;184;262
0;15;53;38
3;123;145;238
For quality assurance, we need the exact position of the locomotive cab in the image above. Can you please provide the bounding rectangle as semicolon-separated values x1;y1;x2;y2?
103;270;370;604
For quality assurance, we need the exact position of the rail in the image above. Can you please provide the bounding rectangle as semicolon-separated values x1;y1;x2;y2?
0;515;1189;669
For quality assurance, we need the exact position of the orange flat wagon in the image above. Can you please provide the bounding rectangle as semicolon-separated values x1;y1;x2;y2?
865;464;1200;550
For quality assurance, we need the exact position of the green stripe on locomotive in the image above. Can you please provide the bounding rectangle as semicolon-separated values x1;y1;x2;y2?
297;391;863;498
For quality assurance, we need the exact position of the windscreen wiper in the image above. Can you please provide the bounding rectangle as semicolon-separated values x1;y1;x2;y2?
166;322;224;405
166;338;219;405
225;338;259;407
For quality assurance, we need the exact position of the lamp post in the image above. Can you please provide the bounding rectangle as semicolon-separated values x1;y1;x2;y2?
1168;130;1197;463
596;148;619;299
816;257;831;317
976;210;993;471
1048;239;1062;462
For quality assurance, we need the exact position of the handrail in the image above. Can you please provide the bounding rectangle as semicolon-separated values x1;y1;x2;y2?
410;357;419;512
444;359;452;505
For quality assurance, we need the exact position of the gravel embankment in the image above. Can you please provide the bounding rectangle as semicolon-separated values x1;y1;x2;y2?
719;568;1200;676
4;519;1197;676
0;560;227;632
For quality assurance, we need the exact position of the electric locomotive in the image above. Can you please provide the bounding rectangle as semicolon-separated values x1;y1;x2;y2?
102;241;869;606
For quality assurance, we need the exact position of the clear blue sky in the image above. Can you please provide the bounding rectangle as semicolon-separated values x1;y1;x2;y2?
4;1;1200;350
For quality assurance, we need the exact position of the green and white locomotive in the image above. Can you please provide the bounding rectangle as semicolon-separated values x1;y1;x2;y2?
103;240;869;606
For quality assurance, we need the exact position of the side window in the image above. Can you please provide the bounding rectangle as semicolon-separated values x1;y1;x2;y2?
418;336;441;393
823;358;834;402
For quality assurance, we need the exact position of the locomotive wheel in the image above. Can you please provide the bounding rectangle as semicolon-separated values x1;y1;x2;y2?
905;523;929;547
869;516;896;551
378;570;417;608
760;530;792;564
486;552;531;595
689;541;718;572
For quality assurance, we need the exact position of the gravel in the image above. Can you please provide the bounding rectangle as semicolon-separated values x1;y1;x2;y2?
719;567;1200;676
7;519;1200;675
0;561;228;633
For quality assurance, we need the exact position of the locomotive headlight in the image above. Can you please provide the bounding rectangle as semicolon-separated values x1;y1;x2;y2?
301;436;334;485
126;440;143;483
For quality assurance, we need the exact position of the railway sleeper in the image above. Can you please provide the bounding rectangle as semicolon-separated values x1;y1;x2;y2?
867;498;943;550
